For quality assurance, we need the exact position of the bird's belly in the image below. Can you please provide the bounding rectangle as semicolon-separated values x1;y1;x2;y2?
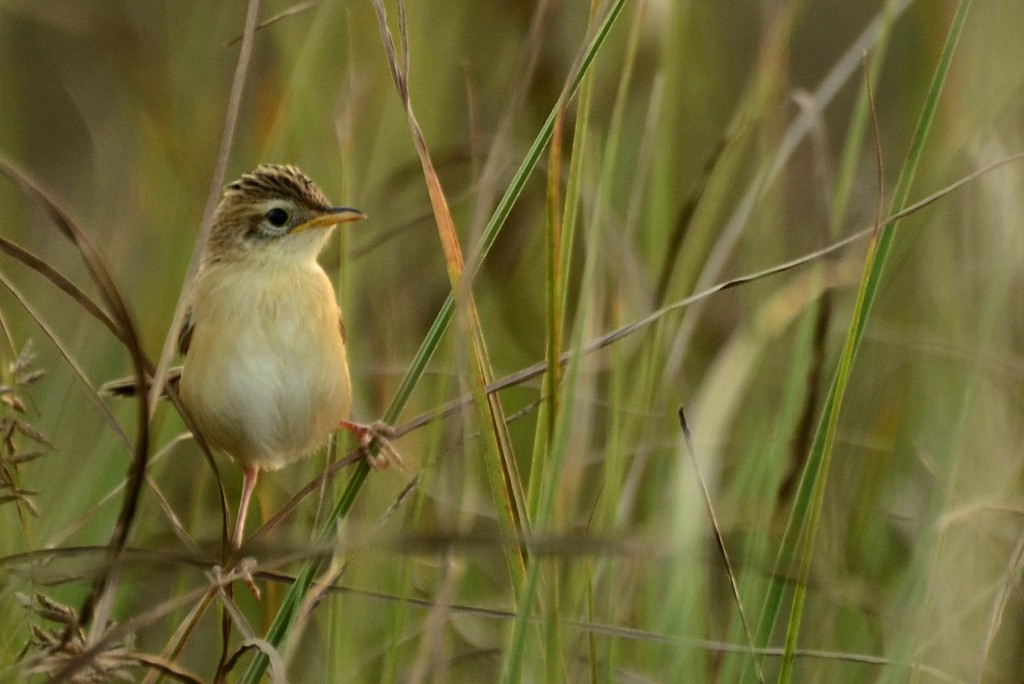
181;285;351;471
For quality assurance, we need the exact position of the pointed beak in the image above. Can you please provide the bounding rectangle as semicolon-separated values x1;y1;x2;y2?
291;206;366;234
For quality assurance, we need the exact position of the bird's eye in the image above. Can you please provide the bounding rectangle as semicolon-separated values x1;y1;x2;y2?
265;207;290;227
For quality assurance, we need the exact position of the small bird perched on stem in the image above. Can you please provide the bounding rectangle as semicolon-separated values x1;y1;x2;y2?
110;164;400;555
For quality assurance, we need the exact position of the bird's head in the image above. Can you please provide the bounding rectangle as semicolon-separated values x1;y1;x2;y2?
206;164;364;263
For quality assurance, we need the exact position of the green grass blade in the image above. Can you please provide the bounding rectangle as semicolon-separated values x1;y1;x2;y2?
774;3;973;682
830;0;901;232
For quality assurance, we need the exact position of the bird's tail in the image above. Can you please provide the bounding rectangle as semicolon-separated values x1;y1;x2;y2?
100;367;182;398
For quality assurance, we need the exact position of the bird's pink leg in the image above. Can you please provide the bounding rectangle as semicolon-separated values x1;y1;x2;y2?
230;466;262;598
232;466;259;549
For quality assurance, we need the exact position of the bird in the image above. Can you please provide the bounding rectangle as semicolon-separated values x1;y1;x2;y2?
108;164;399;554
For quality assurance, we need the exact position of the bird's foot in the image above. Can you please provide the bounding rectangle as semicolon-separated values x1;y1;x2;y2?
339;419;403;470
237;557;261;599
211;558;261;600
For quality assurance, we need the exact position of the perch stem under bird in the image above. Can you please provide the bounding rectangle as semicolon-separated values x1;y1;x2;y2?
104;164;402;580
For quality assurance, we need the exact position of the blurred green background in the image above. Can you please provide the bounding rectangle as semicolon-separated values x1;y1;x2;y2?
1;0;1022;681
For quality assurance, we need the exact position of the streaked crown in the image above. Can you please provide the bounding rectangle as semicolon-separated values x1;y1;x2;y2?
224;164;332;211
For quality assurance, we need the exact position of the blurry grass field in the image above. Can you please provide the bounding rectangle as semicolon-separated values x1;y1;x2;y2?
1;0;1023;681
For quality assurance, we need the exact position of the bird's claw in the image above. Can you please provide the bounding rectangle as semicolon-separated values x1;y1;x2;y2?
237;557;261;599
339;419;403;470
210;559;261;600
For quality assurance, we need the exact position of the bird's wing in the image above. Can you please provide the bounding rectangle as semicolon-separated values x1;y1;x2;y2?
178;307;194;356
338;310;347;345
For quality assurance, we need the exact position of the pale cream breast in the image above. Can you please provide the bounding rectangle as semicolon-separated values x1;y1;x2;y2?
179;259;351;471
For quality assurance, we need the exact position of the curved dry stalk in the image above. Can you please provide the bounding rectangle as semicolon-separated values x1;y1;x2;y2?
0;154;151;659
